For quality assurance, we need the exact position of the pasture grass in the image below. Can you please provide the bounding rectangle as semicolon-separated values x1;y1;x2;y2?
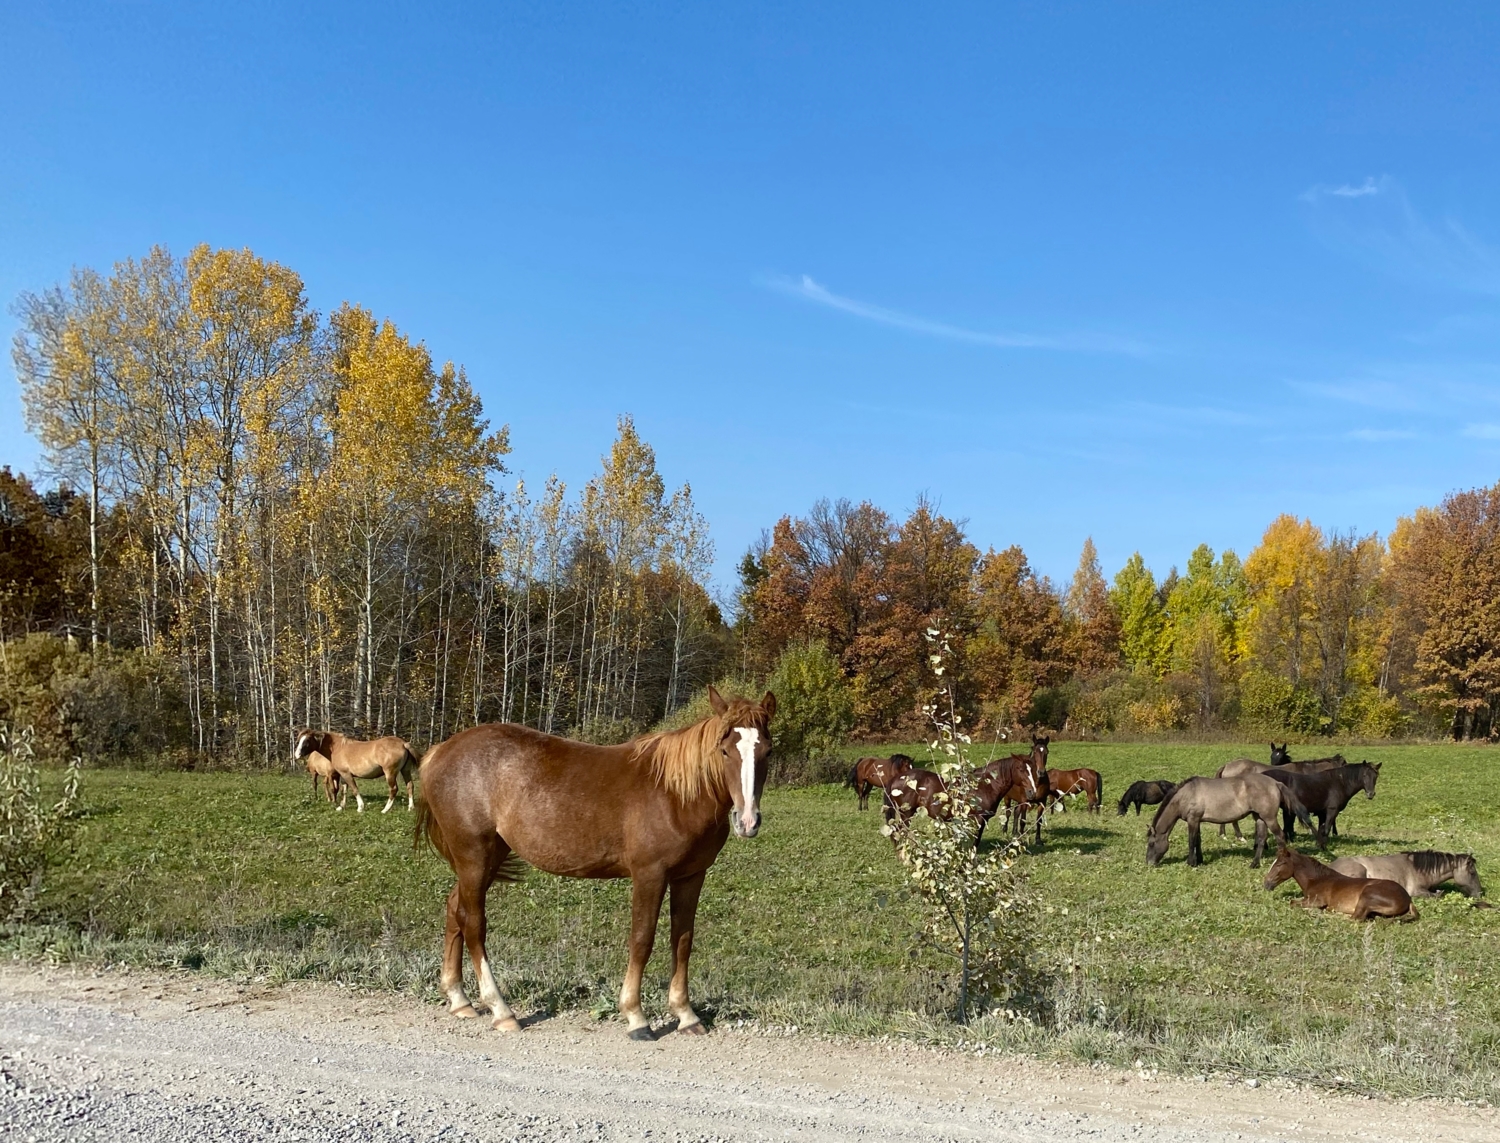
5;741;1499;1101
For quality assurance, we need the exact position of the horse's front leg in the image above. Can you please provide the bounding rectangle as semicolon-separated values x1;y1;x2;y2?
1032;802;1044;847
621;872;668;1041
667;871;708;1035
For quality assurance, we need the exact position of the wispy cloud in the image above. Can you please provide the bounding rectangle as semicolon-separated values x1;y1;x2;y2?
1463;423;1500;440
1301;177;1381;202
763;274;1146;354
1300;176;1500;295
1347;428;1419;442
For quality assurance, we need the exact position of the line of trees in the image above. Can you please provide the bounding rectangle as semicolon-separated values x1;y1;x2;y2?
7;245;727;764
737;492;1500;742
8;243;1500;763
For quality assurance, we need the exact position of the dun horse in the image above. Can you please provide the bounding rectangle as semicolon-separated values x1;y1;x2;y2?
1263;844;1418;921
416;687;775;1040
847;754;915;811
1332;851;1488;905
1146;775;1311;867
1117;779;1176;815
294;729;420;813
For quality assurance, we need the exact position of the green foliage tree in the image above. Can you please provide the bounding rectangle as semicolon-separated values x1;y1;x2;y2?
765;639;854;764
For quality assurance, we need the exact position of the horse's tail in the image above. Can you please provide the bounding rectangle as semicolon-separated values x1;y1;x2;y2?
1277;781;1314;830
1093;771;1103;812
845;762;859;789
413;792;442;857
1398;904;1421;923
401;742;420;784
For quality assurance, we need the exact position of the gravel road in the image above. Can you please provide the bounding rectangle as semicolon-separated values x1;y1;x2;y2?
1;964;1493;1142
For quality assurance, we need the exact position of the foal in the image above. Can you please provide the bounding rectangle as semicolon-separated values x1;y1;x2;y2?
1263;844;1418;921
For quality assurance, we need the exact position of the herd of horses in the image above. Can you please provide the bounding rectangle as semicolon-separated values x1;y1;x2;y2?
288;702;1484;1040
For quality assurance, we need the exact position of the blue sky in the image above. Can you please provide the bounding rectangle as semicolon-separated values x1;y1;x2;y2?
4;2;1500;593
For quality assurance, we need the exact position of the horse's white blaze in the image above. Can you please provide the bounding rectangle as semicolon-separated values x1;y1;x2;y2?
736;728;760;816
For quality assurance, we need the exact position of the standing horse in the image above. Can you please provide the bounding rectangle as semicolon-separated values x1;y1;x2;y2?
294;729;420;813
976;741;1050;845
1263;762;1379;848
1146;775;1311;867
416;687;775;1040
883;767;953;829
1263;844;1418;921
847;754;915;811
303;749;342;804
1117;779;1176;816
1046;767;1102;814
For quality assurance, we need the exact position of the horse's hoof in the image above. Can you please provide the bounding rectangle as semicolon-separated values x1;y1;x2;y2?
452;1005;479;1019
382;803;393;814
627;1026;656;1042
676;1020;708;1036
493;1015;522;1033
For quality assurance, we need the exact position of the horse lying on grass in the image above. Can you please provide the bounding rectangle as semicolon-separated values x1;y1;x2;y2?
1146;775;1312;868
847;754;915;811
1117;779;1176;815
1263;843;1419;921
1332;851;1489;907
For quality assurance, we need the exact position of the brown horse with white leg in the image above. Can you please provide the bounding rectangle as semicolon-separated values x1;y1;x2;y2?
415;686;775;1040
294;729;419;813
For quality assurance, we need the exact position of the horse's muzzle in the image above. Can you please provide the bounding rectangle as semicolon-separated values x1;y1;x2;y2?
731;808;761;838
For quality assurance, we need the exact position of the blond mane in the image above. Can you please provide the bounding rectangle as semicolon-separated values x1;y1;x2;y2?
632;697;769;804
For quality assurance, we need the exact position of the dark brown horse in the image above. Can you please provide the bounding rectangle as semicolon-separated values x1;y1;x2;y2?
1117;779;1176;815
883;767;953;828
416;687;775;1040
977;740;1051;845
294;728;419;813
1263;762;1379;848
1264;844;1418;921
847;753;915;811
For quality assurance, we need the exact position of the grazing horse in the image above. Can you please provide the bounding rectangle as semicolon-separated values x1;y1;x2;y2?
883;767;954;829
1046;767;1102;814
847;754;915;811
303;749;342;804
1263;762;1379;848
1117;779;1176;816
294;728;420;813
1264;844;1418;921
1331;851;1489;906
416;686;775;1040
1146;775;1311;868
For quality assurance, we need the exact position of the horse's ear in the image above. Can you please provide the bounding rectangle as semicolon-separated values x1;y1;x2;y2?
708;685;728;715
761;691;777;720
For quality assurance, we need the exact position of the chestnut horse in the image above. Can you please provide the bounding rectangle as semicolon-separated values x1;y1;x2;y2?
303;749;342;804
1046;767;1102;813
985;736;1051;845
416;687;775;1040
1263;844;1418;921
847;753;915;811
294;729;419;813
883;767;952;828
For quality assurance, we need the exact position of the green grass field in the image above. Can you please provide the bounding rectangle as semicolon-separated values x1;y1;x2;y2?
7;741;1500;1099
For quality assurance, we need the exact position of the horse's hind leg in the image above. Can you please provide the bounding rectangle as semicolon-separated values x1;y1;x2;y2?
621;872;668;1040
441;884;478;1019
458;860;520;1033
381;766;398;814
1251;818;1267;867
667;871;707;1035
856;781;869;812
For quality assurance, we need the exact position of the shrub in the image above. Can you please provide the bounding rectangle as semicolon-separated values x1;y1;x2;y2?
765;640;854;775
885;630;1040;1023
0;634;189;765
1239;667;1324;735
0;724;81;920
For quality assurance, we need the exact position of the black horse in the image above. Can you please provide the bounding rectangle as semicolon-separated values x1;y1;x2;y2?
1264;762;1380;848
1117;779;1178;816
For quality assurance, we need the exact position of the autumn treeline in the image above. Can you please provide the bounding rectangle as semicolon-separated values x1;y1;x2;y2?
7;245;726;764
736;489;1500;743
7;244;1500;765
